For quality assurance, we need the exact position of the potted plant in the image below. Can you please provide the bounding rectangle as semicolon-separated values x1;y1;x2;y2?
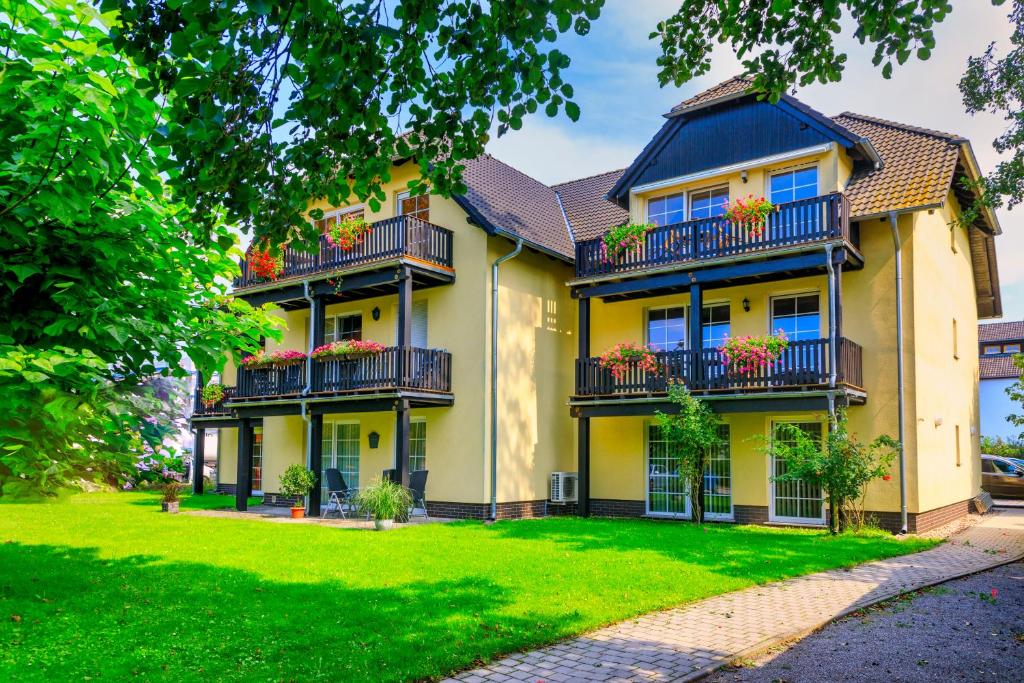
200;383;224;408
267;349;307;367
161;481;182;513
355;477;412;530
723;195;774;236
240;350;271;369
598;342;659;381
248;244;284;280
279;464;317;519
601;222;654;262
326;216;372;251
311;339;387;361
719;331;789;375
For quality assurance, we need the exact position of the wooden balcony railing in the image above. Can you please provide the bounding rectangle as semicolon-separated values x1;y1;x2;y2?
235;215;454;289
574;337;864;397
233;347;452;400
192;386;236;416
574;193;850;278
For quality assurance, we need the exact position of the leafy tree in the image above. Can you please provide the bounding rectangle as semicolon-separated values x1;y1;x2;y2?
766;412;898;535
102;0;603;247
654;383;725;524
0;1;277;497
980;434;1024;457
1005;353;1024;440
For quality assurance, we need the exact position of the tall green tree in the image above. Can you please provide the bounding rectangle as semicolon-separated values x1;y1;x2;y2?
654;384;725;524
102;0;603;247
0;0;277;496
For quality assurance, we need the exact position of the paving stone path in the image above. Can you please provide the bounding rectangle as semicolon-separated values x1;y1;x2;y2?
444;509;1024;683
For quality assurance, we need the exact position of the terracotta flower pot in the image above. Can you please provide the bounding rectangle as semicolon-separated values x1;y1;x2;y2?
161;501;179;514
290;506;305;519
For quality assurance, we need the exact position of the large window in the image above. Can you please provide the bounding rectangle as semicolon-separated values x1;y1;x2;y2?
647;307;686;352
701;303;731;348
689;186;729;220
770;167;818;204
703;424;732;519
314;207;364;234
251;426;264;494
770;421;825;523
771;294;820;341
321;422;361;500
325;313;362;342
646;192;685;227
397;191;430;221
409;419;427;472
647;423;688;517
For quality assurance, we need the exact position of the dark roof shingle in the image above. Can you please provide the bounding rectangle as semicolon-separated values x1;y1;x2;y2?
980;321;1024;343
552;169;630;243
457;155;574;259
981;355;1021;380
833;112;962;218
669;76;754;115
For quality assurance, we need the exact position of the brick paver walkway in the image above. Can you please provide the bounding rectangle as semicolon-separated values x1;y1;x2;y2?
445;509;1024;683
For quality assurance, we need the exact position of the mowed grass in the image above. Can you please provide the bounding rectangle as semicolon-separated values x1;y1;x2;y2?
0;492;937;682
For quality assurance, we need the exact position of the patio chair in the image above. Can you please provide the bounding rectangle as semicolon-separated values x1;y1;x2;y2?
382;468;397;484
322;468;358;519
408;469;429;520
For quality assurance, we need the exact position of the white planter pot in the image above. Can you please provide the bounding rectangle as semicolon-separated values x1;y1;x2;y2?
161;501;180;514
374;518;394;531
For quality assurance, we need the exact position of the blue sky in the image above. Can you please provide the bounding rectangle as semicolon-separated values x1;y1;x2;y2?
486;0;1022;322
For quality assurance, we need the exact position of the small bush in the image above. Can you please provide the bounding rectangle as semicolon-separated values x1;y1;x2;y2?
355;478;412;522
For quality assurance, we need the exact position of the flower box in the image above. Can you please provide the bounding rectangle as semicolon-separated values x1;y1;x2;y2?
723;195;774;236
719;332;789;375
601;223;654;262
326;216;372;251
598;342;659;381
241;349;307;369
311;340;386;361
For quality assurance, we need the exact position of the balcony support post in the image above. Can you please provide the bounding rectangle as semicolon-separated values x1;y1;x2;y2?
397;266;412;385
689;283;702;386
394;398;411;488
577;416;590;517
192;427;205;495
235;417;252;511
306;414;323;515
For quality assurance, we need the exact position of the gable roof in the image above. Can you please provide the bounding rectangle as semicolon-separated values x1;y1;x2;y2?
668;75;755;115
552;169;630;242
980;355;1021;380
455;155;574;260
980;321;1024;343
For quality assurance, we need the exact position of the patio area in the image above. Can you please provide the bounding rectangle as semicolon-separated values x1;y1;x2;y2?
185;503;451;529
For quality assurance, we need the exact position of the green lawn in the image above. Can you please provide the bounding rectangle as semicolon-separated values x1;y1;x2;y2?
0;492;937;682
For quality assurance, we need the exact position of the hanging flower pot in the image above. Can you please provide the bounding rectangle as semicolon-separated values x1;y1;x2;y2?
601;223;654;262
200;383;224;407
311;339;386;361
724;195;774;236
719;331;789;376
248;244;284;280
326;217;372;251
598;342;659;381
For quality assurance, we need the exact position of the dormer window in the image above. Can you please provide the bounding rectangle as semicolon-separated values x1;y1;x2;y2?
689;186;729;220
646;192;685;227
770;167;818;204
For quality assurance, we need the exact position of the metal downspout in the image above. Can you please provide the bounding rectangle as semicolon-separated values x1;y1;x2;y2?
490;237;523;521
889;212;909;534
301;280;314;471
825;244;837;420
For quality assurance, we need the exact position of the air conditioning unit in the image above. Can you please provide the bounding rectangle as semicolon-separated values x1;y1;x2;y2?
550;471;578;504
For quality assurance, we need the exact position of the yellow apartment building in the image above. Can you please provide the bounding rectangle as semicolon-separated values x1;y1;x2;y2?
191;76;1003;532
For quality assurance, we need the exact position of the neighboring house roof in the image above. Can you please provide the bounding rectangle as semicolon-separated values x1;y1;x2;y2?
552;169;630;243
980;321;1024;343
455;154;574;261
981;355;1021;380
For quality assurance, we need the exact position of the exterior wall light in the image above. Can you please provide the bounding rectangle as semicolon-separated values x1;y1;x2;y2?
368;431;380;448
740;170;748;183
371;306;381;321
742;297;751;312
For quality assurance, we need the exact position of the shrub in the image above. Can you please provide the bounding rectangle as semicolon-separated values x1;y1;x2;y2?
355;477;413;522
200;383;224;406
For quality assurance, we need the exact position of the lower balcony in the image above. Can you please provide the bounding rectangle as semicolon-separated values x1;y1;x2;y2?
574;337;864;401
233;346;452;401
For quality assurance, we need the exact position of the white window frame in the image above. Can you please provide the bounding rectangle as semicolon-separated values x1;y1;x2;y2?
767;419;826;526
700;301;731;350
983;344;1002;355
313;205;365;232
1005;343;1022;354
703;423;733;521
766;164;820;205
688;185;730;220
325;311;363;343
409;417;427;472
322;419;361;497
645;191;686;227
644;421;691;519
645;305;688;352
768;292;822;340
396;190;430;220
251;425;264;495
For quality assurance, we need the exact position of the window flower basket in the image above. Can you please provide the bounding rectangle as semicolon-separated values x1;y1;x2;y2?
326;216;372;251
601;223;654;262
200;383;224;407
249;244;284;280
240;350;271;370
724;195;774;236
719;332;789;375
267;349;307;367
598;342;659;381
311;339;387;361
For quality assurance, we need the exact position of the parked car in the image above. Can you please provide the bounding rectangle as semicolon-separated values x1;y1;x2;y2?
981;454;1024;498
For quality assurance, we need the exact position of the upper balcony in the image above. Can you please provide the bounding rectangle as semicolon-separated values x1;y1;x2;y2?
574;193;853;281
232;216;455;307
